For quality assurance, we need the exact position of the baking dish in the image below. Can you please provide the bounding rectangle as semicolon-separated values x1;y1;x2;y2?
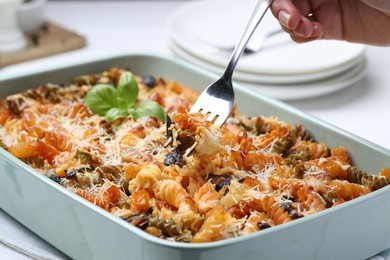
1;54;390;260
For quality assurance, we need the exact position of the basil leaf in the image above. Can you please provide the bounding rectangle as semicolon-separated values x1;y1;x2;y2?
116;97;129;110
84;71;160;122
131;101;166;122
105;107;129;121
117;71;138;109
84;84;118;116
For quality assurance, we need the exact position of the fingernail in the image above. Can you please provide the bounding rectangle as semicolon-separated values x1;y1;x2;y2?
294;24;312;38
312;25;324;38
293;25;306;37
278;10;290;28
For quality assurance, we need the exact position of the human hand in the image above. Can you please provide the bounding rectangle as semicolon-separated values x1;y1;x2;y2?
270;0;390;45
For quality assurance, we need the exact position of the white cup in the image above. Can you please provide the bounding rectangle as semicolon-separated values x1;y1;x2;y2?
0;0;26;53
17;0;47;33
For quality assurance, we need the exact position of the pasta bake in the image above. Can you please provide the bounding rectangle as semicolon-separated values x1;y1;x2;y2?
1;68;389;243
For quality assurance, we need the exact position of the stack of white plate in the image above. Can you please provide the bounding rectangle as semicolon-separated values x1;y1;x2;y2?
167;0;367;100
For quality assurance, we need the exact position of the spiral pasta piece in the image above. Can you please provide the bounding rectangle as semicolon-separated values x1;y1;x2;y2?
260;195;291;225
130;189;151;213
330;180;370;200
7;133;39;159
241;211;266;235
75;184;121;212
192;207;232;243
194;182;221;214
156;179;193;209
128;163;164;193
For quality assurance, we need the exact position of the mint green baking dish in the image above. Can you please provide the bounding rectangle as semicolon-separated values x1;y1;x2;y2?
1;54;390;260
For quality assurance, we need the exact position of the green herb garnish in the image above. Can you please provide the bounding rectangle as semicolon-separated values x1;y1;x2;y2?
84;72;166;122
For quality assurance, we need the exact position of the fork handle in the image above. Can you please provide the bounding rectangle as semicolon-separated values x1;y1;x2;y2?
222;0;274;81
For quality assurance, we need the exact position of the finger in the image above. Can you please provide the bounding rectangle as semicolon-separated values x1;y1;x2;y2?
311;22;324;38
290;23;324;43
271;0;324;41
281;26;323;40
271;0;301;30
292;15;314;37
277;15;317;38
290;35;320;44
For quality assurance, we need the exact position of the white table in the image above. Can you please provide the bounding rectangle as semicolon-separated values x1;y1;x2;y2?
1;1;390;259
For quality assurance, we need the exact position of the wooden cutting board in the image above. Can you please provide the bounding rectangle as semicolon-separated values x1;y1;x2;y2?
0;21;86;67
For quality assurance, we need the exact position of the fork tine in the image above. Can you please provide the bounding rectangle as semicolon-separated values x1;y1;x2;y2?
190;91;232;126
214;115;227;127
206;112;218;123
189;101;203;114
189;103;228;127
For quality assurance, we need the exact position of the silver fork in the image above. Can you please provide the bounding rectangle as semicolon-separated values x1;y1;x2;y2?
200;27;283;55
189;0;274;127
223;28;284;54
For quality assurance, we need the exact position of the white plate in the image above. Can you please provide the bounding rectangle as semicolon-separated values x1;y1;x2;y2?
168;0;366;75
242;59;367;100
170;40;365;84
170;41;366;100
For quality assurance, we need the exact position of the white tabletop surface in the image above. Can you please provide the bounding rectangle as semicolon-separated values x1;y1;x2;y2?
1;1;390;259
